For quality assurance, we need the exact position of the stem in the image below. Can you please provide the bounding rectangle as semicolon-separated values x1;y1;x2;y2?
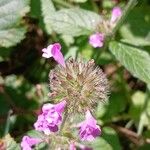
112;0;137;35
59;110;68;135
95;37;109;63
4;110;12;136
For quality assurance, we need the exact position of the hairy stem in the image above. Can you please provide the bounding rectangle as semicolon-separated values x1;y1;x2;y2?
96;0;138;63
59;110;68;135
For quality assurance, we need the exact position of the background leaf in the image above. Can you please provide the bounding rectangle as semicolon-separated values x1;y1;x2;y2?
41;0;56;34
91;127;121;150
48;8;101;36
0;0;30;47
109;41;150;84
120;7;150;46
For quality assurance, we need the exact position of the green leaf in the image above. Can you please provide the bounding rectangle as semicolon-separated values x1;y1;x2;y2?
102;127;122;150
120;7;150;46
48;8;101;36
91;127;122;150
41;0;56;34
91;137;113;150
3;134;20;150
109;41;150;84
0;0;30;47
27;130;45;139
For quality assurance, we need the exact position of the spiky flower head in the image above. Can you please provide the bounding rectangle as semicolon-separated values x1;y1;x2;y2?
49;58;109;115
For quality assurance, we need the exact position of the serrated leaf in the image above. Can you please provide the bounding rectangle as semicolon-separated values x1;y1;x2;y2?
48;8;101;36
3;134;20;150
0;0;30;47
41;0;56;34
120;7;150;46
109;41;150;84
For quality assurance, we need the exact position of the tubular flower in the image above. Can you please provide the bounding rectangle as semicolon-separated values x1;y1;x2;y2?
110;7;122;23
89;33;104;48
42;43;66;67
21;136;41;150
49;58;109;115
78;110;101;141
34;100;66;135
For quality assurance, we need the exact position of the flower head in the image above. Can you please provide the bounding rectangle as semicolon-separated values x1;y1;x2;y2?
78;110;101;141
110;7;122;23
42;43;66;67
49;58;109;115
89;33;104;48
34;100;66;135
21;136;41;150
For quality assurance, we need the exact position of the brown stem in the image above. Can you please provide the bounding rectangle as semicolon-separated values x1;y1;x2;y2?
110;124;150;146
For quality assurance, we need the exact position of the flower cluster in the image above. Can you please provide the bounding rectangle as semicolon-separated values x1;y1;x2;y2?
89;6;122;48
21;103;101;149
21;41;109;150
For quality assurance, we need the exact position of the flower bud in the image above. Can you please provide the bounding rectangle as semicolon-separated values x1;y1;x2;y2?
89;33;104;48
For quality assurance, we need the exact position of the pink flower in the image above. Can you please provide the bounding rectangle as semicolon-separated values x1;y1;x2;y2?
89;33;104;48
34;100;66;135
42;43;66;67
69;142;76;150
78;110;101;141
21;136;41;150
110;7;122;23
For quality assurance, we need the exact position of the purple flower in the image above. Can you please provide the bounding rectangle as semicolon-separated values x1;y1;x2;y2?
110;7;122;23
21;136;41;150
89;33;104;48
34;100;66;135
78;110;101;141
42;43;66;67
